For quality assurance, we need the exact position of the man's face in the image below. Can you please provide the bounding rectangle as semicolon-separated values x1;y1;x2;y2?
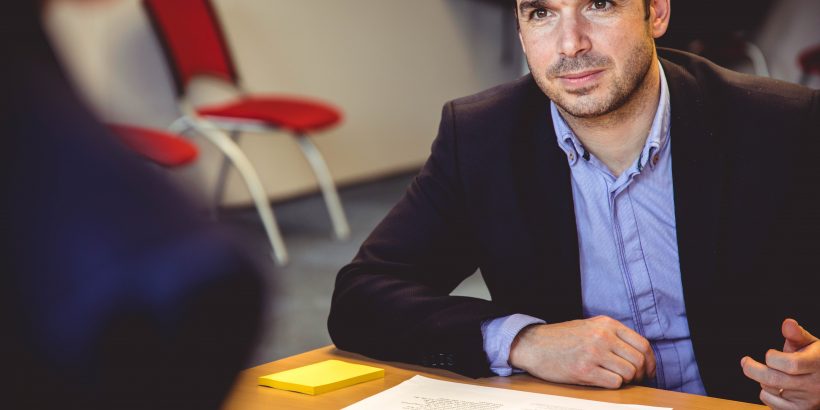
516;0;664;118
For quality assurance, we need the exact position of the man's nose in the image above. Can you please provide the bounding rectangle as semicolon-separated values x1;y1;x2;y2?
556;15;592;58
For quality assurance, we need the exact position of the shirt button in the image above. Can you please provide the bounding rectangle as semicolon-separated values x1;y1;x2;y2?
652;155;660;166
569;152;575;161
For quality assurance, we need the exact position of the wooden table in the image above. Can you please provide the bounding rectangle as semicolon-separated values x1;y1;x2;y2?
222;345;766;410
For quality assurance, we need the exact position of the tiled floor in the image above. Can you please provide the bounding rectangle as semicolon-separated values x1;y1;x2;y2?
221;172;490;367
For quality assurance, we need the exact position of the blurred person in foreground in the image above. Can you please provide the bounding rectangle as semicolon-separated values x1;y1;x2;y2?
0;1;264;409
328;0;820;408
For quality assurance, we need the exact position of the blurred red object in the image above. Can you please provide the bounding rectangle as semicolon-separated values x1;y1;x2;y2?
798;44;820;85
109;124;198;167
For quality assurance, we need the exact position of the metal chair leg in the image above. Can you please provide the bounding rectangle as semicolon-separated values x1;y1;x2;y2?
745;42;770;77
168;116;190;134
295;135;351;240
187;119;289;266
212;130;241;218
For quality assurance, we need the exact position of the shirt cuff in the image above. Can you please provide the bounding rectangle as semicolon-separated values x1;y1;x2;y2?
481;313;546;376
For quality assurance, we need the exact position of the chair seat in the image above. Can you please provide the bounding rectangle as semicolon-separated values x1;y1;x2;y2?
197;96;343;133
110;124;198;167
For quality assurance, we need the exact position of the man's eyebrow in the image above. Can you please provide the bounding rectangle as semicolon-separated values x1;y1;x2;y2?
518;0;549;15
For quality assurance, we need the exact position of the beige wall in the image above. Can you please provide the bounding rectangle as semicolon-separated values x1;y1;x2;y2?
46;0;523;205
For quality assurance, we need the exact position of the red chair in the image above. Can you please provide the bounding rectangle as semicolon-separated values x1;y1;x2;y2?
143;0;351;266
110;124;198;167
798;44;820;86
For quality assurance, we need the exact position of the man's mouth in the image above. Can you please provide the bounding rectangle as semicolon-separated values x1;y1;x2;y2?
557;69;605;87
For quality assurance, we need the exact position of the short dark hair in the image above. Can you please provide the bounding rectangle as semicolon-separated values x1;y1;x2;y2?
512;0;652;21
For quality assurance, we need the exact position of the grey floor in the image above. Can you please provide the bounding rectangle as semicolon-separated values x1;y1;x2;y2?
220;172;490;367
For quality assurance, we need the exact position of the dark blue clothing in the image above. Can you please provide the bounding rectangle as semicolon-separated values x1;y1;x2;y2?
1;8;264;409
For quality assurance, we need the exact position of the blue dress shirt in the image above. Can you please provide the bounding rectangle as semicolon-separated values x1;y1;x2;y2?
481;63;707;395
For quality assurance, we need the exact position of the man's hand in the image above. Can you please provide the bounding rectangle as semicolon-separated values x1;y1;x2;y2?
509;315;656;389
741;319;820;410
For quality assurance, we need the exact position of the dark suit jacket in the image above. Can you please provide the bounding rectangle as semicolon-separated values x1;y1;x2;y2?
328;49;820;403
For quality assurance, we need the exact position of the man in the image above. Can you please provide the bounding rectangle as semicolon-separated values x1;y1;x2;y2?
328;0;820;407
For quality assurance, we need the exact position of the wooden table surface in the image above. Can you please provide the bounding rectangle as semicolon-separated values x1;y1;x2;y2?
221;345;767;410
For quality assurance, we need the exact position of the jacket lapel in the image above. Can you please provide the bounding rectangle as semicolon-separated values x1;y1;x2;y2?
662;57;726;367
510;78;583;322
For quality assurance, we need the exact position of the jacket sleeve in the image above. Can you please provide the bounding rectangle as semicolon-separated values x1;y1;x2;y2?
328;101;515;378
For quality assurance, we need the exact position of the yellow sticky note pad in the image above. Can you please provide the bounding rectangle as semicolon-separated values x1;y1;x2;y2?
258;360;384;395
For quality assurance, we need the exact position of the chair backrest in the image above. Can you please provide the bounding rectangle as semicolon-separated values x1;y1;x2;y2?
143;0;238;96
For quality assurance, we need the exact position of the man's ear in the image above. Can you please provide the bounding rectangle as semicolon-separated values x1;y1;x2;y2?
649;0;671;39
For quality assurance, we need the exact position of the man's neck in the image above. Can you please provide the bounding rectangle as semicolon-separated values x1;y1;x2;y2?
559;60;662;177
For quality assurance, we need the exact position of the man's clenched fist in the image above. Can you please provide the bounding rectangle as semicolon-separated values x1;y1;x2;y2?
509;315;656;389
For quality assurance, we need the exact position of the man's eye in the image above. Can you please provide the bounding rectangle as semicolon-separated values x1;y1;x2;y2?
590;0;612;10
530;8;550;19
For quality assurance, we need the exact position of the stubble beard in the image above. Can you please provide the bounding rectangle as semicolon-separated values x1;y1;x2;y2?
531;35;655;120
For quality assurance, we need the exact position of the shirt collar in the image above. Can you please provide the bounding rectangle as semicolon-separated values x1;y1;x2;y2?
551;60;671;172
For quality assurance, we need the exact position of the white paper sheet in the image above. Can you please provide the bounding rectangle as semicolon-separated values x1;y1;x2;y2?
344;375;671;410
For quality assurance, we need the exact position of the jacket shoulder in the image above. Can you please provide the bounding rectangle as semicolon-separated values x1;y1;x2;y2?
659;48;815;116
446;75;545;123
